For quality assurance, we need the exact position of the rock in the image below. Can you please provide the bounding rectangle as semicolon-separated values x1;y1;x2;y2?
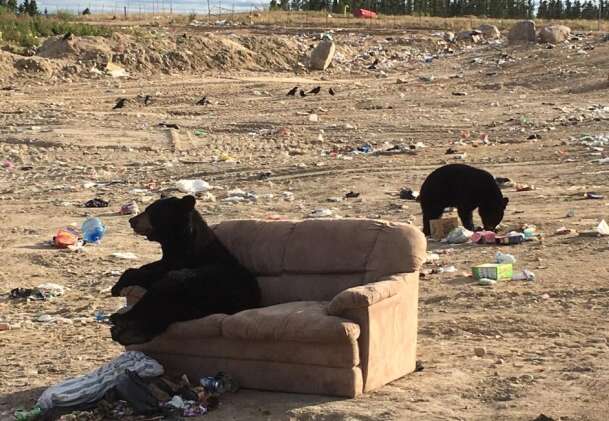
478;24;501;39
538;25;571;44
474;347;487;357
520;374;535;382
508;20;536;44
309;37;335;71
14;57;54;74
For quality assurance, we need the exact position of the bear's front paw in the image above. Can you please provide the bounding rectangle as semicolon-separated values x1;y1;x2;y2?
111;269;140;296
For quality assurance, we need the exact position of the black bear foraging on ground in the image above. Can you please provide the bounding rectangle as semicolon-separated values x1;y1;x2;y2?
419;164;509;236
110;195;260;346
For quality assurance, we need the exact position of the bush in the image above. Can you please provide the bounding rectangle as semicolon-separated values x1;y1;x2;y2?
54;10;75;20
0;13;111;47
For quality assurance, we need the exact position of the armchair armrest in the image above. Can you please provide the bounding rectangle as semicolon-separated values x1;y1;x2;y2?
327;276;405;316
326;272;419;393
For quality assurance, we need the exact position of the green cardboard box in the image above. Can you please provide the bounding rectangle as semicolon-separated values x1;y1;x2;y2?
472;263;513;281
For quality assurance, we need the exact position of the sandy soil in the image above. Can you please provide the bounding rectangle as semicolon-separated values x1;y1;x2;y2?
1;24;609;421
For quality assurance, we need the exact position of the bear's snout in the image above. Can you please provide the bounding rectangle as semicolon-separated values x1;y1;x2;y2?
129;214;153;236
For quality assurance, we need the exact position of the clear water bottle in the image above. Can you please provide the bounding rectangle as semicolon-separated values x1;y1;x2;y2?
82;217;106;244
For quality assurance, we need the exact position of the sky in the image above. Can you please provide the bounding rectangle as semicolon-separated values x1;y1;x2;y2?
37;0;269;14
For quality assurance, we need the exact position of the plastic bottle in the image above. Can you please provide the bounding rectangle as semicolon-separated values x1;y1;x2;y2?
82;217;106;244
200;372;238;395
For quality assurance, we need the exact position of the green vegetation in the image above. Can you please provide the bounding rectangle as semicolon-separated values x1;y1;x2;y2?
0;9;111;48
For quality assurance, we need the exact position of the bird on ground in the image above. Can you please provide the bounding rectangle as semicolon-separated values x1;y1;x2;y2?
299;90;307;97
196;96;210;106
113;98;127;110
308;86;321;95
287;86;298;96
143;95;152;106
368;58;379;70
328;87;336;96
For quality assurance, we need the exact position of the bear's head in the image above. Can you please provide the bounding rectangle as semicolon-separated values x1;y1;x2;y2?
479;197;509;232
129;195;202;243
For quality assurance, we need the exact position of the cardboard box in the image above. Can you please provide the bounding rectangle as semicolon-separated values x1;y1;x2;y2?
430;216;460;241
472;263;513;281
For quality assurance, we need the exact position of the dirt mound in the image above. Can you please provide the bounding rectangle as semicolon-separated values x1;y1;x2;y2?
6;28;456;81
0;51;16;80
14;57;55;74
38;35;113;66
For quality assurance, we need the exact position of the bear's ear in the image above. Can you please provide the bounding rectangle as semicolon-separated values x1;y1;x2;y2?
180;195;196;211
503;197;509;208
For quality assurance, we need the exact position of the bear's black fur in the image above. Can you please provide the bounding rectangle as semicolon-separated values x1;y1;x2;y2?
109;195;260;346
419;164;509;235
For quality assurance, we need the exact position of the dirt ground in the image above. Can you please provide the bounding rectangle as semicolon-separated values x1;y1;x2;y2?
1;23;609;421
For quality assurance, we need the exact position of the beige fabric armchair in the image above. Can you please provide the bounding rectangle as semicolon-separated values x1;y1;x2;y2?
127;219;426;397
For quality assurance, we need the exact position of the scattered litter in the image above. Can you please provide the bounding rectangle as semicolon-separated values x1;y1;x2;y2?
478;278;497;286
308;114;319;122
111;252;138;260
307;208;334;218
515;183;535;191
105;62;128;78
193;129;207;137
496;232;525;245
53;227;80;249
200;372;239;395
496;252;516;264
434;265;457;273
159;122;180;130
176;179;210;194
597;220;609;236
472;263;513;281
36;314;54;323
512;270;536;281
10;288;45;301
345;191;360;199
585;192;604;200
446;226;473;244
282;191;295;202
84;198;109;208
37;351;164;410
94;310;110;323
120;201;140;215
399;188;419;200
223;189;257;203
36;283;65;298
82;217;106;244
554;227;575;235
355;143;374;154
166;395;185;409
425;252;440;262
471;231;496;244
14;406;42;421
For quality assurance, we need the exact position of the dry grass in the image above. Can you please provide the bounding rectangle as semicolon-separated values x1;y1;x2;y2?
71;10;608;32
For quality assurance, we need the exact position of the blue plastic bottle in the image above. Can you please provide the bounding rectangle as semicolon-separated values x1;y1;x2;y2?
82;217;106;244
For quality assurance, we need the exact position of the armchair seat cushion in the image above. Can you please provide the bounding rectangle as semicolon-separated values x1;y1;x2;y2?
222;301;360;344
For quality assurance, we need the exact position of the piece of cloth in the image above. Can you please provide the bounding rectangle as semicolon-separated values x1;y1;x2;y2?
114;370;160;415
37;351;163;410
